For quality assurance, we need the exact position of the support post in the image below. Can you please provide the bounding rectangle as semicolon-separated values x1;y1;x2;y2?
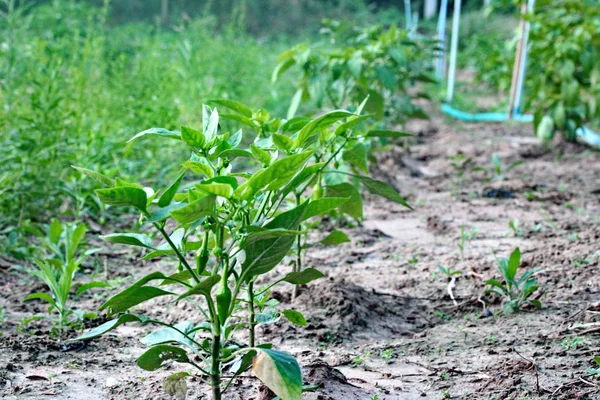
508;0;534;119
446;0;461;103
424;0;438;19
436;0;449;80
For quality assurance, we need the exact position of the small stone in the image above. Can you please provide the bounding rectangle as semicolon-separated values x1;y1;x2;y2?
106;377;119;388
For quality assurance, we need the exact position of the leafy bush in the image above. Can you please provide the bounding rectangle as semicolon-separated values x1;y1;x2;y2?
273;20;437;123
73;102;410;399
529;0;600;142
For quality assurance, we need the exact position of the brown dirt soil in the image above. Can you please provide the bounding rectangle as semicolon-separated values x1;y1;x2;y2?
2;110;600;399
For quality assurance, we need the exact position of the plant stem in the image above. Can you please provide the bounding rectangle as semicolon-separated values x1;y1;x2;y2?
247;280;255;348
210;332;222;400
292;193;302;301
153;223;200;283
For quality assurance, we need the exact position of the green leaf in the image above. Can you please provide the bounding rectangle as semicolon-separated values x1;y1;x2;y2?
217;148;254;160
295;110;354;148
181;126;205;148
252;348;302;400
194;183;233;198
366;130;413;138
280;163;325;200
202;105;219;144
209;99;253;118
287;89;303;120
334;115;371;136
158;172;185;207
170;195;216;226
303;197;349;221
137;345;190;371
96;187;147;212
342;143;369;173
506;248;521;282
282;310;307;327
140;321;196;349
485;279;508;295
283;268;324;285
49;218;62;243
75;314;146;341
100;233;154;248
357;176;412;209
375;65;397;90
281;117;311;133
75;281;111;297
128;128;181;143
242;202;307;279
175;275;220;301
24;292;57;309
181;160;214;178
100;272;174;317
235;152;314;201
363;90;384;120
72;166;115;187
324;183;363;219
320;230;350;245
250;144;272;165
272;134;295;153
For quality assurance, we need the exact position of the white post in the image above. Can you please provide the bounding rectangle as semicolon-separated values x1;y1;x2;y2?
436;0;449;80
446;0;462;103
424;0;438;19
404;0;412;31
513;0;536;114
484;0;492;6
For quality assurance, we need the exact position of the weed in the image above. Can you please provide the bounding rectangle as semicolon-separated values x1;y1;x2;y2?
476;153;522;181
587;356;600;378
508;219;523;237
457;225;477;259
561;336;585;350
486;248;542;315
352;351;371;366
380;348;393;360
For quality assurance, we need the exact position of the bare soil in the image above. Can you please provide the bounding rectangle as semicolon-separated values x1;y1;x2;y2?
2;111;600;399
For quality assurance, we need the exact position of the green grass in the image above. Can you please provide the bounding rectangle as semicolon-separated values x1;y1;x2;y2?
0;0;295;234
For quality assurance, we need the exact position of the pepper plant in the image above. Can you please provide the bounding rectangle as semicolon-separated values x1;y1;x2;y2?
272;20;437;123
213;98;413;299
73;103;410;399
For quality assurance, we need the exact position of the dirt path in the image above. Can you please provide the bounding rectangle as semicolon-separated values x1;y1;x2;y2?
2;112;600;399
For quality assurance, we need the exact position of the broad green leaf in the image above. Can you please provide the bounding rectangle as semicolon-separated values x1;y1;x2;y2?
363;90;384;120
244;229;301;245
303;197;349;221
140;321;196;349
100;233;154;248
282;310;307;327
194;183;233;198
250;144;272;165
158;172;185;207
175;275;220;301
148;202;186;223
366;130;413;138
181;126;205;148
72;166;115;187
507;248;521;282
272;134;295;153
96;187;147;212
357;176;412;209
181;160;214;179
320;230;350;245
217;148;254;159
128;128;181;143
235;152;314;201
170;195;216;226
342;143;369;173
485;279;508;295
49;218;62;244
375;65;398;90
283;268;324;285
256;308;280;324
219;113;256;129
137;345;190;371
209;99;252;118
100;272;173;316
252;348;302;400
75;281;111;297
295;110;354;148
281;117;311;133
76;314;146;341
325;183;363;219
242;202;307;279
287;89;303;120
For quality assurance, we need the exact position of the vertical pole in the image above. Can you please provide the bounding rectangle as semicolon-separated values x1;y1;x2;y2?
446;0;462;103
436;0;449;80
404;0;412;31
513;0;535;115
424;0;438;19
508;0;532;119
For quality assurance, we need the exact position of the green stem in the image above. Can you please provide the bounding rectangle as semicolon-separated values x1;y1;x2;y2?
247;280;255;347
153;223;200;284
